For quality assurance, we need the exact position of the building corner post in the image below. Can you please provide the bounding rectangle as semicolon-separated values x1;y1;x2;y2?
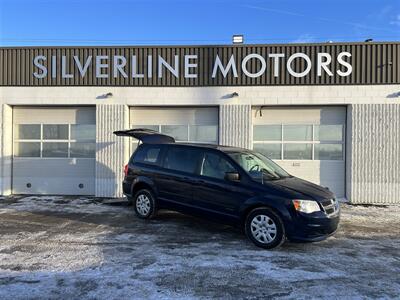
349;104;400;204
95;104;129;198
219;104;252;149
0;104;13;196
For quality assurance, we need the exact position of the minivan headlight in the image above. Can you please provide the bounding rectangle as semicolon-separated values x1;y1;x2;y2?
292;199;321;214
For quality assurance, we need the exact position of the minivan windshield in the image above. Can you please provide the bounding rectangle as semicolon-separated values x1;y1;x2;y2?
227;151;290;181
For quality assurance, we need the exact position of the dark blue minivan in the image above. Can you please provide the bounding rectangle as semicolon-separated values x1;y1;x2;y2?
115;129;340;249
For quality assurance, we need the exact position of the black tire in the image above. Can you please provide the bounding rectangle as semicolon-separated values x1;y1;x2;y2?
245;207;285;249
133;189;157;219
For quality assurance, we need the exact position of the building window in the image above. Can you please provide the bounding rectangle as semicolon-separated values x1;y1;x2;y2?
160;125;188;141
14;124;96;158
253;124;344;161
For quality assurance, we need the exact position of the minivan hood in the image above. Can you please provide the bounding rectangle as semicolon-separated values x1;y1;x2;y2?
267;176;334;201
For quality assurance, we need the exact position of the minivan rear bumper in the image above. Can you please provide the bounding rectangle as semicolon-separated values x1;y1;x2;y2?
123;180;132;198
285;213;340;242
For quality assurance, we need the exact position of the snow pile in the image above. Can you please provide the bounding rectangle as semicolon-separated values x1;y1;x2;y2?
0;196;399;299
1;195;124;214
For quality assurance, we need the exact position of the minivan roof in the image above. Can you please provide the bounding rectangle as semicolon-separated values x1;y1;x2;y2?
151;142;248;153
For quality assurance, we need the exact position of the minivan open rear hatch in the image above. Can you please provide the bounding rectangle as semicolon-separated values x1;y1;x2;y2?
113;128;175;144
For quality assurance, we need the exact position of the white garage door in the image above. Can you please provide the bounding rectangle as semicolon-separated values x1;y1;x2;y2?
130;107;219;147
252;106;346;199
13;107;96;195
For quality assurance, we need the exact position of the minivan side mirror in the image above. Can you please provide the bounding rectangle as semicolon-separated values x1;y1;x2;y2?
225;172;240;182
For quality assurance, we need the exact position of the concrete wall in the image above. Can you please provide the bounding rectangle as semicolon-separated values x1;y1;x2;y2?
95;104;129;197
0;85;399;107
0;104;12;195
219;105;252;149
349;104;400;204
1;85;400;203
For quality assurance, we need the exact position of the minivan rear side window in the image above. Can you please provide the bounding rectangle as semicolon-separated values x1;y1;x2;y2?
164;146;202;174
133;145;162;165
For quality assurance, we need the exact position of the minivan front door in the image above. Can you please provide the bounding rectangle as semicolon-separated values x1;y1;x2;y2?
194;151;253;220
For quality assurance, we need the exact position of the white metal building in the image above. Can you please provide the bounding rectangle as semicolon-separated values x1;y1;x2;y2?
0;42;399;204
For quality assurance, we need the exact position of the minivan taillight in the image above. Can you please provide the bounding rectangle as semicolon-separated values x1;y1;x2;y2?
124;164;129;177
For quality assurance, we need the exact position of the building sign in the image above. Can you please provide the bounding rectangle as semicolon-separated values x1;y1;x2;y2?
32;51;352;80
0;43;399;86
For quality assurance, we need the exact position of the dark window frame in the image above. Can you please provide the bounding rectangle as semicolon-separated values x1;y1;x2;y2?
199;150;239;181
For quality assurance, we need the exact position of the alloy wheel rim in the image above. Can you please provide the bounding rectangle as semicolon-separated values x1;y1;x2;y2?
136;194;151;216
250;214;277;244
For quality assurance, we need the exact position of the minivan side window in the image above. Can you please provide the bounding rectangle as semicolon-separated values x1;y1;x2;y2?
201;151;236;180
164;147;202;174
133;145;162;165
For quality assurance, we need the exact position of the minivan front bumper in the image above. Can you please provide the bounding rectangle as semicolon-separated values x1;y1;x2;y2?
285;212;340;242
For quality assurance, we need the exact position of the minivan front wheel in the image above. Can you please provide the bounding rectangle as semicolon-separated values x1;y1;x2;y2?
245;208;285;249
133;189;157;219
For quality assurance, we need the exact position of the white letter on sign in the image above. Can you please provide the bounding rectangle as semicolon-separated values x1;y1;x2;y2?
114;56;128;78
317;53;333;76
212;55;238;78
242;54;266;78
74;56;92;78
268;53;285;77
287;53;312;77
184;55;198;78
158;55;179;78
131;55;144;78
33;56;47;79
96;56;109;78
337;52;352;76
61;56;73;78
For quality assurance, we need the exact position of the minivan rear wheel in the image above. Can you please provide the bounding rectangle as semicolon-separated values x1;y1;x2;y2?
133;189;157;219
245;208;285;249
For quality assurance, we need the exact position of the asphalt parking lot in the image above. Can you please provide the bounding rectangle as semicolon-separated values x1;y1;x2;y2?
0;196;399;299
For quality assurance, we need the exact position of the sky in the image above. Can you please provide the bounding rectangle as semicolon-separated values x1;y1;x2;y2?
0;0;399;46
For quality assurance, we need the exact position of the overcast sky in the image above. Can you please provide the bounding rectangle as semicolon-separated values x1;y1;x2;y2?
0;0;399;46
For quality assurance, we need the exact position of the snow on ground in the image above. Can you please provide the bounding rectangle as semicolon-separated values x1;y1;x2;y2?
0;196;399;299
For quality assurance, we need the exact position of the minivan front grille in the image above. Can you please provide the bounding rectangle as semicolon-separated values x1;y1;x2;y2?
320;199;339;216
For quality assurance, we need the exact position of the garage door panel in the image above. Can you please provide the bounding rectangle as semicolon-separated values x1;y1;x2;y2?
12;107;96;195
253;106;346;199
13;158;95;177
130;107;219;144
13;107;96;124
13;158;95;195
278;161;345;197
253;107;346;125
130;107;218;125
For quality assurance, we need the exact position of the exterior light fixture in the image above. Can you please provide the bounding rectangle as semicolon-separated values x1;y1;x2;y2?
97;92;113;99
232;35;244;44
231;92;239;97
